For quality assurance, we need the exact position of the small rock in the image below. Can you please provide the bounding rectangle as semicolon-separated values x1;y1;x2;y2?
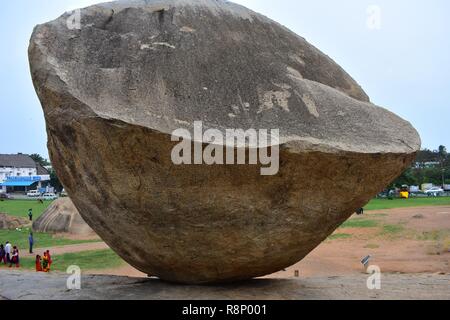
0;213;30;230
32;198;95;235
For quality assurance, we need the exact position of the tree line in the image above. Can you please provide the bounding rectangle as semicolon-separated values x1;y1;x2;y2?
392;145;449;188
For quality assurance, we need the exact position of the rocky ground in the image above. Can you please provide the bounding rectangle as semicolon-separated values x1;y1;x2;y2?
0;271;448;300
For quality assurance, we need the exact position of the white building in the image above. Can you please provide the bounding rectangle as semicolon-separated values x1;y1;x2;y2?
0;154;50;193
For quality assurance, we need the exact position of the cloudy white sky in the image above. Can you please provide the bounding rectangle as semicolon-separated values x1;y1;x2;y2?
0;0;449;158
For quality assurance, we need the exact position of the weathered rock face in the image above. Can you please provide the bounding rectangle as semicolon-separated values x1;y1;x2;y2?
0;213;30;230
29;0;420;284
32;198;95;235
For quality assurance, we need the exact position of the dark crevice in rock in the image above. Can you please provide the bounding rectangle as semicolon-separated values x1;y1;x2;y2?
99;9;115;30
157;9;165;25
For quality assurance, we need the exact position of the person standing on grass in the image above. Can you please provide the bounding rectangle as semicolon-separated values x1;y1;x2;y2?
9;246;19;268
4;241;11;264
28;208;33;221
0;244;6;265
29;232;34;254
42;252;49;272
35;255;43;272
46;250;53;269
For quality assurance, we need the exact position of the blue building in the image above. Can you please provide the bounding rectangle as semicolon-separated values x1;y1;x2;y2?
0;154;50;194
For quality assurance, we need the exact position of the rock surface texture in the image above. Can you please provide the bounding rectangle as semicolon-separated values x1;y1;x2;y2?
29;0;421;284
32;198;95;235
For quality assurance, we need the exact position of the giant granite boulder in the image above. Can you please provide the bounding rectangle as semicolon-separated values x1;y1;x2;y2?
32;198;95;235
29;0;420;284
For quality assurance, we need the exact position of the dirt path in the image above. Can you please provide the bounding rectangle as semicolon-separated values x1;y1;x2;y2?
23;242;109;257
270;206;450;278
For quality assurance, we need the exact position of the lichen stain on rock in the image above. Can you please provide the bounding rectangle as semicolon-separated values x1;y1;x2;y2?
258;89;292;113
300;93;319;118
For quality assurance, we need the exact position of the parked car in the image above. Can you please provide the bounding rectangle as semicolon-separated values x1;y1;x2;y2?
27;190;41;198
425;187;444;196
0;193;12;200
60;189;68;197
41;192;58;201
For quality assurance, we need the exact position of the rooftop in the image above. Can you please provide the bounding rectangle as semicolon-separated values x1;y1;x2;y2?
0;154;43;170
0;154;37;168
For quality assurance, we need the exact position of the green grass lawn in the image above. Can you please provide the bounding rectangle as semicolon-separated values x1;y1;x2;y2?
328;233;352;240
0;199;53;219
0;229;99;251
0;200;102;255
380;224;405;235
340;219;379;228
15;249;125;272
365;197;450;211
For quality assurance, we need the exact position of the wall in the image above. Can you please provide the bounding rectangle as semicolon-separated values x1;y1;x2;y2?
0;167;38;182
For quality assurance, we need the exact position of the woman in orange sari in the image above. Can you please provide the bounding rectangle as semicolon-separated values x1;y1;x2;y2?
35;255;43;272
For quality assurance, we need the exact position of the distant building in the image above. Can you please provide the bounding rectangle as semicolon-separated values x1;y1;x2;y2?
414;161;440;169
0;153;50;193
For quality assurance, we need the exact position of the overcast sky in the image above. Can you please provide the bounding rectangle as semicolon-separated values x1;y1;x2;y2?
0;0;448;158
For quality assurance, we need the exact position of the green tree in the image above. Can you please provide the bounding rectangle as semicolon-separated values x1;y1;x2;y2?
393;168;417;187
438;145;447;187
49;168;63;192
29;153;50;166
415;148;436;166
392;145;449;188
